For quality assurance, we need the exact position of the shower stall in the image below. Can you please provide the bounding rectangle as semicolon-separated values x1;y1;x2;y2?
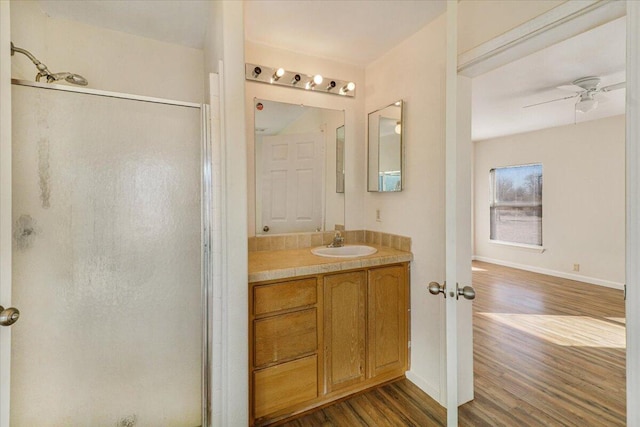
6;78;212;427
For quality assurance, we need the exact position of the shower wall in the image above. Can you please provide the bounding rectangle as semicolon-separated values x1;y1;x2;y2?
11;84;203;426
10;1;205;102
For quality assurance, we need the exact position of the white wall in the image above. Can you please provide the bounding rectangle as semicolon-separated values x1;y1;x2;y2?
245;41;365;236
364;13;448;400
474;115;626;288
214;2;248;425
10;1;204;103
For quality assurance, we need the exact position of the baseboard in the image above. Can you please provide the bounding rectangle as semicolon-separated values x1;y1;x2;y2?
405;370;443;405
472;256;625;290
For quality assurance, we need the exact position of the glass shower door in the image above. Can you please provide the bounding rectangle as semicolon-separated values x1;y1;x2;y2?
10;84;204;427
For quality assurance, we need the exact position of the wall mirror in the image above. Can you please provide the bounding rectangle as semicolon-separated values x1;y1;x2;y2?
254;99;345;235
368;100;404;192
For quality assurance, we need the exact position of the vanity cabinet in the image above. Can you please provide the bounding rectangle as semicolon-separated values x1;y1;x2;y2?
249;263;409;426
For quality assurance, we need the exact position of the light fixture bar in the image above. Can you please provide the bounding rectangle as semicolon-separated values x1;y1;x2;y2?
245;63;356;97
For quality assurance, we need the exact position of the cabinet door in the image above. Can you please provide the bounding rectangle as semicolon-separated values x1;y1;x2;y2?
367;265;408;378
324;271;366;392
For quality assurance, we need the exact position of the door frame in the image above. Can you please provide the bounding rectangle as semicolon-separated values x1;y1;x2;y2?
625;3;640;426
453;1;638;425
0;2;13;426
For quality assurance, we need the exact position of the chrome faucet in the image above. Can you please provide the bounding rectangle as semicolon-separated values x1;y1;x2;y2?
328;231;344;248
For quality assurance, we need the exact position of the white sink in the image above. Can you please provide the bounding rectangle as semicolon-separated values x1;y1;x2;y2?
311;245;378;258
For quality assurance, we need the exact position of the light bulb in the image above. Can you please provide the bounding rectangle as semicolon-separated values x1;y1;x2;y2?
576;98;598;113
272;67;285;81
313;74;323;85
340;82;356;94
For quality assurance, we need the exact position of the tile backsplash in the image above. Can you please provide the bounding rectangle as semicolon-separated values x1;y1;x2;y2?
248;230;411;252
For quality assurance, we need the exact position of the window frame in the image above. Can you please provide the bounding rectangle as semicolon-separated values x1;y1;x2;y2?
489;163;543;247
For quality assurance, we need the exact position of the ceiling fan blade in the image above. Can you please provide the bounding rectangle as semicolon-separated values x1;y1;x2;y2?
557;84;585;92
523;94;579;109
601;81;626;92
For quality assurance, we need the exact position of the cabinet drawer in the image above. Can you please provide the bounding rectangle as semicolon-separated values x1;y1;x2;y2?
253;355;318;419
254;308;317;368
254;278;317;315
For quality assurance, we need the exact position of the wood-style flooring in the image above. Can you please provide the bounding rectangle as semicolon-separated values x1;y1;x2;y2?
279;261;626;426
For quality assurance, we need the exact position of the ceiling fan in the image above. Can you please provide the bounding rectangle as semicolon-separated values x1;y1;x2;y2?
523;76;626;113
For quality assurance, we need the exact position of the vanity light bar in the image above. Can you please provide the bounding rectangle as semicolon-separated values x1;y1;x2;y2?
245;63;356;97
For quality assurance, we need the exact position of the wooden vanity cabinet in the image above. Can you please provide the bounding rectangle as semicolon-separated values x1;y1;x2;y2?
250;263;409;426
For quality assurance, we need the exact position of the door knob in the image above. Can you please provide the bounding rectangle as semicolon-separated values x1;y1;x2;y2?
457;285;476;300
263;226;270;232
428;281;446;297
0;305;20;326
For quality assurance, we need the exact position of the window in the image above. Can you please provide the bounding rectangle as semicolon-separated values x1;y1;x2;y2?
490;164;542;246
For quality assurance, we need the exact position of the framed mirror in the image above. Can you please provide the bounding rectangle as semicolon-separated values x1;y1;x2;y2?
368;100;404;192
254;99;345;235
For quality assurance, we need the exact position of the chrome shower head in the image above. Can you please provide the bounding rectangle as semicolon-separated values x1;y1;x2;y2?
11;42;89;86
48;72;89;86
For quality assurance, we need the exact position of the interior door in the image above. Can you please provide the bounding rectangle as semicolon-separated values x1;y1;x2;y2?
261;132;324;234
431;2;475;425
5;83;204;427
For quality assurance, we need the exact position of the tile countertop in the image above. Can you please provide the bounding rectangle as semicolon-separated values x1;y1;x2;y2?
249;244;413;283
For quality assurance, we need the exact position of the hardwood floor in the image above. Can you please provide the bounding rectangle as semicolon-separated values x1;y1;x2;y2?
279;261;626;426
276;379;446;426
460;261;625;426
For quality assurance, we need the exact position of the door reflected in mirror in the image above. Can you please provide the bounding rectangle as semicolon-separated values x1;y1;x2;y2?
368;100;404;192
254;99;345;235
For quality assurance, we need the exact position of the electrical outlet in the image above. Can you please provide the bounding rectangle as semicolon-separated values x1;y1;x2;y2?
573;263;580;272
376;209;381;222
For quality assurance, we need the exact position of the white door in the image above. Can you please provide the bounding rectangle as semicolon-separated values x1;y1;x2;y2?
2;82;205;427
261;132;324;234
428;3;475;426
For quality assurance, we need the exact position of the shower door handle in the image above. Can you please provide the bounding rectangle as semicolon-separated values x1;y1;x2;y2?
0;305;20;326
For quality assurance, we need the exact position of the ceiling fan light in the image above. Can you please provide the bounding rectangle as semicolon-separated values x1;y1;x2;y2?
576;98;598;113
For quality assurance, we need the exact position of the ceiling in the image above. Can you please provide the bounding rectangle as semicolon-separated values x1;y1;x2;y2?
35;1;625;141
38;0;446;66
38;0;209;49
244;1;446;66
472;16;626;141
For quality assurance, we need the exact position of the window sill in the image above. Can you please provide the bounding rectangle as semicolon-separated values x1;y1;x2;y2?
489;240;545;253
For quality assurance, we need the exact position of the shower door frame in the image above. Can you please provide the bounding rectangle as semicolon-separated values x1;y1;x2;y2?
0;79;213;427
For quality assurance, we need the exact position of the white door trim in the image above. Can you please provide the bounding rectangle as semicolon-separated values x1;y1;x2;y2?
457;1;638;425
445;1;459;425
458;0;626;78
626;3;640;426
0;2;13;426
